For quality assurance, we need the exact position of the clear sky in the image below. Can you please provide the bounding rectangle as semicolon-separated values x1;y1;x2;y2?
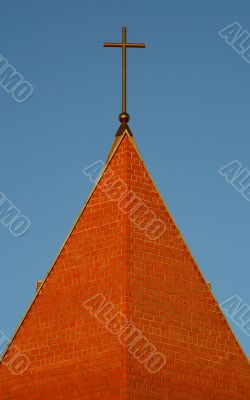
1;0;250;357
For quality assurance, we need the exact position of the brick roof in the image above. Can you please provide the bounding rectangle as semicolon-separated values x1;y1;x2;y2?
0;124;250;399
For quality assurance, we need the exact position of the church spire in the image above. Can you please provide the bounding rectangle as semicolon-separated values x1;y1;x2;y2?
104;26;145;124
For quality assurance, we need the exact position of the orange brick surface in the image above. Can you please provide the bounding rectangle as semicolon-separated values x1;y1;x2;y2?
0;127;249;399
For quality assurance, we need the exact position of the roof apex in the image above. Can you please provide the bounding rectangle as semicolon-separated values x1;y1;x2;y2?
115;122;133;137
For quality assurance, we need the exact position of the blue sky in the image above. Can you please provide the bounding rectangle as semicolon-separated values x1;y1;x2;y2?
1;0;250;357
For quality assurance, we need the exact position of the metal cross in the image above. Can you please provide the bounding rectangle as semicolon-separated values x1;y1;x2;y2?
103;26;145;123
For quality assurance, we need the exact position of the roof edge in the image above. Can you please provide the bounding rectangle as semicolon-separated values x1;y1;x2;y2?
0;129;131;363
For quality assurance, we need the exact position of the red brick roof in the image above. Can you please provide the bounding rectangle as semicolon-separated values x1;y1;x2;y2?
0;125;250;399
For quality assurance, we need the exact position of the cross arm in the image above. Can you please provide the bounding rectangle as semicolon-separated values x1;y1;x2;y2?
103;43;145;48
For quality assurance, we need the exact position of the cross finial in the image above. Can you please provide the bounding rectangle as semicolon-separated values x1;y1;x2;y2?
104;27;145;123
